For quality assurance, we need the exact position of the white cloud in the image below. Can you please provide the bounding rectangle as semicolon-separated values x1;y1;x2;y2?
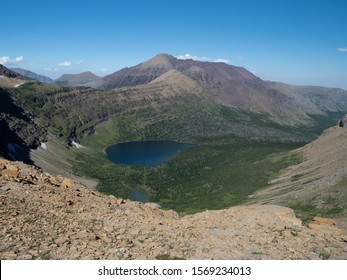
0;55;24;65
44;67;58;71
337;48;347;52
176;53;230;64
58;61;72;67
76;60;84;65
176;53;210;61
0;56;10;64
14;56;24;63
214;58;231;63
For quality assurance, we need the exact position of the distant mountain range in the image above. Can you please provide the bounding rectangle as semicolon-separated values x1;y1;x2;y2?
11;68;53;83
98;54;347;126
1;53;347;156
10;68;103;88
2;54;347;129
55;71;103;88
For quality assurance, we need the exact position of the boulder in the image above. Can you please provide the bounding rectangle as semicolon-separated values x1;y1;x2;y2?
308;216;342;235
338;115;347;127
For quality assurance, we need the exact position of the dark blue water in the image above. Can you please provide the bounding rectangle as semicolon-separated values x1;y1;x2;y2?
105;140;195;167
128;190;147;203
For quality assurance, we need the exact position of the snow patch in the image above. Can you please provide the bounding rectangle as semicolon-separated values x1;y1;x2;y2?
40;142;48;150
72;141;84;148
15;82;25;88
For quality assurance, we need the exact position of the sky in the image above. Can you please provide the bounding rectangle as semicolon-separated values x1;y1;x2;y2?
1;0;346;89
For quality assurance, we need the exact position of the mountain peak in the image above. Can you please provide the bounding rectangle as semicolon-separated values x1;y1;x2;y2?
58;71;100;79
152;53;176;61
139;53;177;69
55;71;103;88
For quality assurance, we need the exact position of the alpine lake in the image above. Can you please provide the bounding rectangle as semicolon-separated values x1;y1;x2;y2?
105;140;196;203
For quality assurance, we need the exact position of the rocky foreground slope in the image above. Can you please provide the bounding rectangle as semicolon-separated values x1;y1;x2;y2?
1;157;346;260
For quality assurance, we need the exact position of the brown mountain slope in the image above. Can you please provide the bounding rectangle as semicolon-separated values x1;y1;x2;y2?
249;115;347;231
1;157;346;260
145;69;205;98
102;54;293;121
101;54;347;126
102;53;259;90
102;54;176;89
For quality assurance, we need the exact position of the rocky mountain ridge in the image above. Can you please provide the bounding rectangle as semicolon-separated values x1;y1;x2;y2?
11;68;53;83
100;54;347;124
0;65;30;88
0;87;47;161
1;156;346;260
3;55;347;128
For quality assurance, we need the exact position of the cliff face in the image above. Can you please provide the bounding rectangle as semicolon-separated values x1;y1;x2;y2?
0;88;47;162
1;157;346;260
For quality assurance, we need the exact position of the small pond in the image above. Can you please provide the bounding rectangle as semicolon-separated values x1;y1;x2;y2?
128;190;147;203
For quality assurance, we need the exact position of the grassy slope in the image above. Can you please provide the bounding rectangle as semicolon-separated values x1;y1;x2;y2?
289;177;347;223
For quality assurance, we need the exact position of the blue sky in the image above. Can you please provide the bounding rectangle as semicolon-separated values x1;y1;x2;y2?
1;0;346;88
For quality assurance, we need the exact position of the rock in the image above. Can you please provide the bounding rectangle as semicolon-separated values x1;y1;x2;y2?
308;217;342;236
1;169;19;178
62;178;73;188
72;230;97;241
5;163;18;171
312;217;337;226
55;236;69;244
338;115;347;127
19;254;33;260
2;251;17;259
145;202;161;210
49;176;60;186
116;198;126;205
